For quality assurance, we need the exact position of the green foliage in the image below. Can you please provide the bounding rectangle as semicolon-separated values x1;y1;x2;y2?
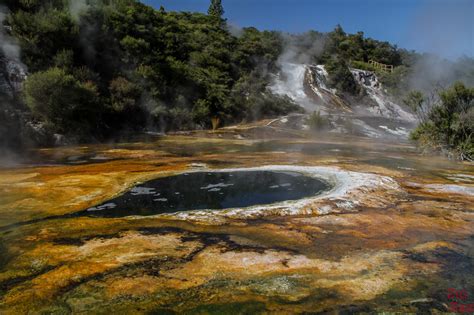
8;8;78;71
314;25;407;67
404;90;424;111
235;27;283;72
53;49;75;70
378;65;410;100
6;0;447;146
24;68;102;137
5;0;66;12
109;77;142;112
325;57;361;96
350;60;377;72
294;24;422;99
229;71;303;122
208;0;224;19
403;90;427;122
410;82;474;160
3;0;300;139
305;24;415;97
306;110;330;131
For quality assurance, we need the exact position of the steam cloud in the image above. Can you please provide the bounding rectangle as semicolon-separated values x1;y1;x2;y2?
278;32;326;65
69;0;90;21
403;0;473;96
269;32;328;111
407;54;474;96
0;5;22;63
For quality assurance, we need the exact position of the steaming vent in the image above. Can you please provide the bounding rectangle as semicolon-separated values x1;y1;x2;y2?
269;63;416;139
270;62;415;121
269;63;316;110
304;65;352;112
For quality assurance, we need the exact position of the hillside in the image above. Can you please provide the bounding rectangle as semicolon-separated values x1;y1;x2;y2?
0;0;473;156
1;2;474;313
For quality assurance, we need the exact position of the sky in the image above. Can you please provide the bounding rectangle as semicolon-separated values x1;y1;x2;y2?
141;0;474;60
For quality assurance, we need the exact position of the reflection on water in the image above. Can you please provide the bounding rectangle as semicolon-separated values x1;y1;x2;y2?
77;171;330;217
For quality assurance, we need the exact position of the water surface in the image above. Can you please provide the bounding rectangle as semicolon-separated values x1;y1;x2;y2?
78;171;330;217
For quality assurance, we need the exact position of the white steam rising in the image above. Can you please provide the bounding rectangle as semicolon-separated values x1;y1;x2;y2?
69;0;90;21
0;6;22;62
269;33;328;110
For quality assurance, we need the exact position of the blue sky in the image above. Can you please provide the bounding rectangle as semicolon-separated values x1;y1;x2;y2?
141;0;473;60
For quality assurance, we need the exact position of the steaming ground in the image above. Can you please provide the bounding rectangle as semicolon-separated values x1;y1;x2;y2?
270;63;317;110
269;62;416;139
0;134;473;314
0;15;472;313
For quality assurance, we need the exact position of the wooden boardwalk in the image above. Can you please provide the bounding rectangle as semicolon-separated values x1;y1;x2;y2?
368;60;394;73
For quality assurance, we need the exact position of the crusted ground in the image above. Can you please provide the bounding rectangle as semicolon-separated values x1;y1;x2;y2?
0;132;473;314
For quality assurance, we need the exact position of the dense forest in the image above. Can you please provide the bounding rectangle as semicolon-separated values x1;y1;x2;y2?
2;0;301;145
0;0;473;159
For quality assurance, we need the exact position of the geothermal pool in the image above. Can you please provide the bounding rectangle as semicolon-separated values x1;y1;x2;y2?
79;171;331;217
0;133;473;314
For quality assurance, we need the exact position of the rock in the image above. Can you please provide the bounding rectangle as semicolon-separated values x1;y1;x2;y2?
0;55;27;97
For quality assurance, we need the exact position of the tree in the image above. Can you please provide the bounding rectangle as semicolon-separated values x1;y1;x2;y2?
410;82;474;160
8;8;78;71
24;68;102;136
403;90;427;122
325;57;361;96
109;77;142;112
208;0;224;19
4;0;304;145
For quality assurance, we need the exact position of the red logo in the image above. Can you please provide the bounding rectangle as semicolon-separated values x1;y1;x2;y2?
448;288;474;313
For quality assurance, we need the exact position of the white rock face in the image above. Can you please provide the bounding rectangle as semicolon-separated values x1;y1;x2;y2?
269;63;321;111
407;181;474;196
0;56;25;97
4;57;27;92
270;63;414;121
305;65;352;112
0;9;28;97
268;62;416;139
350;69;415;121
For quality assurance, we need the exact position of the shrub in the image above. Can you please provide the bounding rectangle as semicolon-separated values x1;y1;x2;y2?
410;82;473;160
306;111;330;131
350;60;377;72
230;72;303;122
379;66;410;100
403;90;429;122
24;67;102;136
325;57;361;96
109;77;142;112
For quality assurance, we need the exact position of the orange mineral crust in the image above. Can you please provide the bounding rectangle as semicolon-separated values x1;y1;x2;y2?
0;133;473;314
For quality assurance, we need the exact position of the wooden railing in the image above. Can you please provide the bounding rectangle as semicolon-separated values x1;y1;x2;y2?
368;60;394;73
